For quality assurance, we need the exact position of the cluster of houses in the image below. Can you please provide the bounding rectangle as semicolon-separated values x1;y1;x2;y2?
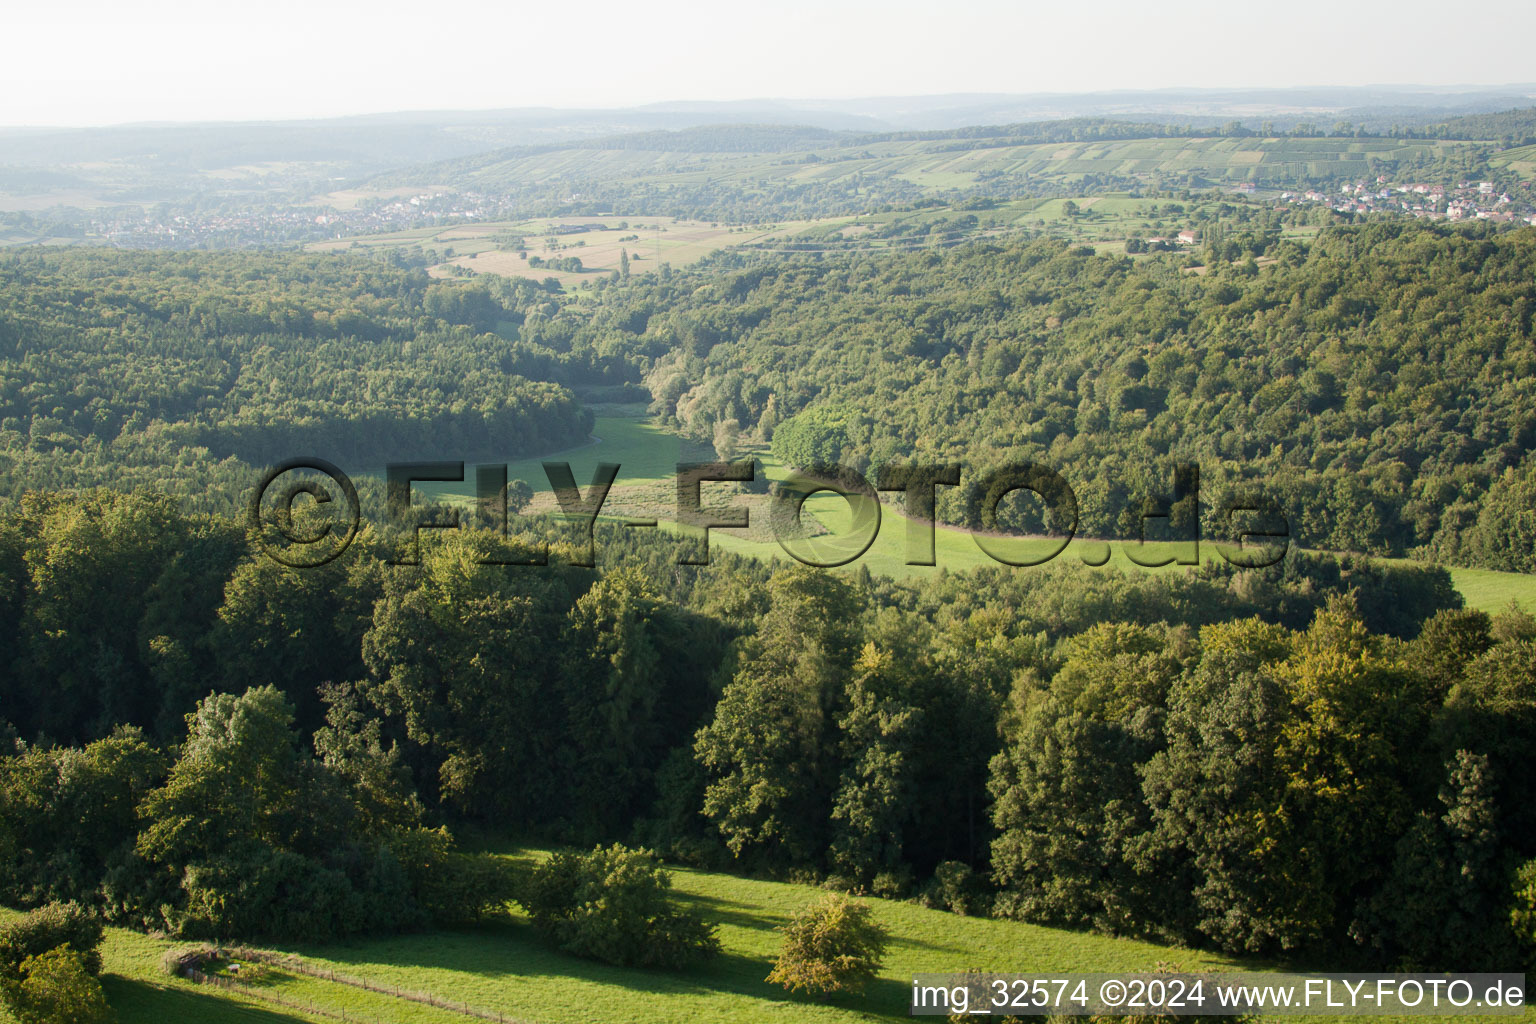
1275;176;1536;226
1141;229;1202;249
58;166;1536;251
86;190;511;248
340;192;499;231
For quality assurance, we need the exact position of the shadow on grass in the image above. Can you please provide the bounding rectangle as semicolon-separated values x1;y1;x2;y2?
604;950;918;1018
291;919;914;1016
671;890;789;933
102;975;312;1022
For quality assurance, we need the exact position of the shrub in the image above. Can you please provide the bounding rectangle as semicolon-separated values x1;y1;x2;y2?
172;847;371;942
918;861;983;916
821;874;861;895
1;946;114;1024
0;903;104;978
520;844;719;968
870;868;912;899
766;892;889;995
1513;858;1536;971
389;827;519;924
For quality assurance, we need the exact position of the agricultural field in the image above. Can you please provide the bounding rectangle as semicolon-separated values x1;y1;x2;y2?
1490;142;1536;175
306;193;1276;286
306;216;821;287
419;134;1486;198
864;135;1474;187
12;852;1530;1024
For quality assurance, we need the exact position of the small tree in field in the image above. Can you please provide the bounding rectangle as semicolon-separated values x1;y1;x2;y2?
767;892;889;995
3;947;114;1024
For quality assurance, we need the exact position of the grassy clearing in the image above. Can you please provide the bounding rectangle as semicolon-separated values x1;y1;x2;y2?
14;848;1525;1024
280;849;1255;1024
1403;562;1536;615
409;413;683;507
0;910;329;1023
407;413;1534;613
714;486;1536;614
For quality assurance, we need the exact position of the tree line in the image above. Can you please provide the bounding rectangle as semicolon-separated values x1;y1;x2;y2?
0;250;613;514
9;224;1534;574
1;489;1531;973
560;220;1536;571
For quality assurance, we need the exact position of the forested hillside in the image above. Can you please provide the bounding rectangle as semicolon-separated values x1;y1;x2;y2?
0;167;1534;1012
4;223;1534;570
6;489;1533;974
564;219;1536;569
0;250;609;507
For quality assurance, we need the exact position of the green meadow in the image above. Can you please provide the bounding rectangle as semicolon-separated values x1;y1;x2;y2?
406;413;1535;614
11;851;1531;1024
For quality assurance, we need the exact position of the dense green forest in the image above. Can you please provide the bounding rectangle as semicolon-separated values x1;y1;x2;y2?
568;219;1536;570
1;215;1535;1007
0;250;610;508
4;222;1536;569
0;490;1532;974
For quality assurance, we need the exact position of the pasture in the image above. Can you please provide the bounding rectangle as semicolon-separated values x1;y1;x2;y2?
407;413;1536;613
10;851;1531;1024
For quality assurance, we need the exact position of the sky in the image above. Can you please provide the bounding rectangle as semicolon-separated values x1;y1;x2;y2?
6;0;1535;127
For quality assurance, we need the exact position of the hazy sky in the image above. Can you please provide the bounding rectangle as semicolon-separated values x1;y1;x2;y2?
6;0;1534;126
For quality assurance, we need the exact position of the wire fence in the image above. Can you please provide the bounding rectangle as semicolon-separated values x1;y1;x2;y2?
186;968;388;1023
180;945;534;1024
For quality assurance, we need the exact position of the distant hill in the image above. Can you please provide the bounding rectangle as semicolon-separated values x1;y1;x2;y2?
1419;107;1536;144
371;124;1495;223
4;86;1533;176
3;89;1533;222
0;110;878;180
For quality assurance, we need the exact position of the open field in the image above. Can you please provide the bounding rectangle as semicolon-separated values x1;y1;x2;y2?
1387;560;1536;615
306;193;1282;287
697;477;1536;616
1490;142;1536;175
407;413;1536;613
0;188;122;212
866;135;1473;187
306;215;822;287
8;850;1530;1024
